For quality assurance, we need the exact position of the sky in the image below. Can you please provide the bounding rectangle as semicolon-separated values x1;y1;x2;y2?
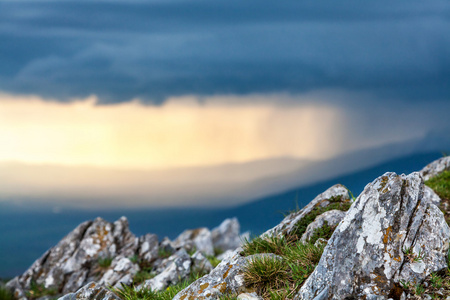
0;0;449;208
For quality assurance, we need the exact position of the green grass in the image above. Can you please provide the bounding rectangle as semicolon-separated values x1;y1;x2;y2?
0;286;14;300
129;254;139;264
113;270;206;300
133;270;156;285
241;194;350;298
308;221;335;245
214;247;224;257
290;195;351;239
98;256;113;268
113;281;190;300
205;255;221;268
242;241;325;299
25;281;58;300
426;170;450;200
157;248;172;259
243;256;289;297
242;235;290;257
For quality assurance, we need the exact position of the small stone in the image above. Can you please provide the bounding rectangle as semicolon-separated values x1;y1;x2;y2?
237;292;263;299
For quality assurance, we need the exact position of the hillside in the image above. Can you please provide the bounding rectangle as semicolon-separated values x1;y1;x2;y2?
2;155;450;299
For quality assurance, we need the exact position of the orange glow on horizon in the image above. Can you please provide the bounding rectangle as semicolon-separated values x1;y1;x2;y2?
0;92;345;170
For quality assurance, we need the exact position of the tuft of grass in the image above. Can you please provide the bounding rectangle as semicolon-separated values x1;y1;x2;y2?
242;235;290;257
26;281;58;300
158;248;172;259
241;194;347;298
0;286;14;300
214;247;224;257
402;247;425;263
129;254;139;264
113;270;206;300
426;170;450;224
205;255;221;268
242;241;325;299
308;221;335;245
347;189;356;202
290;195;351;240
97;256;113;269
243;256;289;298
402;267;450;298
132;270;155;285
113;282;190;300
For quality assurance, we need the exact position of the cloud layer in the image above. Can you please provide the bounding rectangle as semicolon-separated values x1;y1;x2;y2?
1;0;449;103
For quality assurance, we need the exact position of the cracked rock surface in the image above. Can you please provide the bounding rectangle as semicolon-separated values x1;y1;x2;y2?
296;172;450;300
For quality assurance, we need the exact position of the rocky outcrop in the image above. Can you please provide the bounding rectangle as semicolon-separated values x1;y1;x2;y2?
265;184;350;237
297;172;450;300
8;217;244;300
172;184;351;300
420;156;450;181
170;217;244;258
58;282;120;300
172;249;251;300
7;157;450;300
139;249;191;292
97;257;138;288
8;217;139;297
171;228;215;257
211;218;242;253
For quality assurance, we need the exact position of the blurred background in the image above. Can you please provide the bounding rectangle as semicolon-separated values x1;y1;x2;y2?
1;0;449;278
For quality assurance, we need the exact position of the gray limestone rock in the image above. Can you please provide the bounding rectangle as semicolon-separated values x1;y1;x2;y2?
5;277;26;300
171;227;214;256
191;251;214;274
9;217;139;297
173;248;251;300
138;234;159;264
296;172;450;300
420;156;450;181
300;209;347;243
217;249;235;261
211;218;242;253
265;184;350;237
424;185;441;206
98;256;139;288
57;282;120;300
139;249;192;292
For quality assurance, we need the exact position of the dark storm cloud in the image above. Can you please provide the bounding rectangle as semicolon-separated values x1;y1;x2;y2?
0;0;449;103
